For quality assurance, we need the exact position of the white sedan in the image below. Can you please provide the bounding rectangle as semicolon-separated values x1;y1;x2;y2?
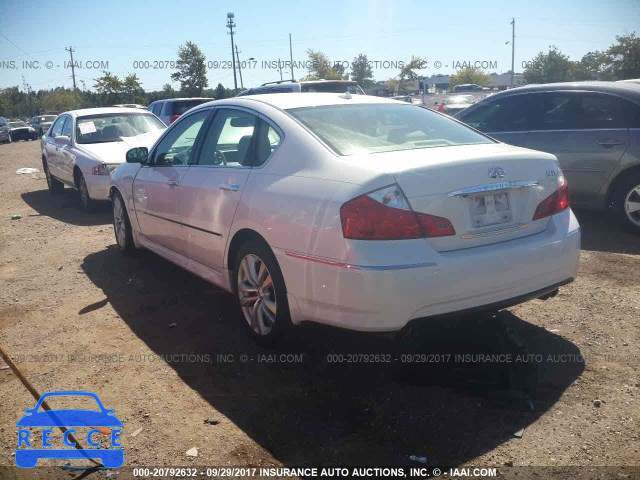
110;93;580;344
41;107;166;211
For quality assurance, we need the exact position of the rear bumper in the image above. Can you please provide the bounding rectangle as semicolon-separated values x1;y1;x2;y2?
84;174;111;201
277;208;580;332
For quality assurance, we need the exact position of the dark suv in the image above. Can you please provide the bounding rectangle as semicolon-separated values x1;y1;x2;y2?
237;80;365;96
148;98;212;125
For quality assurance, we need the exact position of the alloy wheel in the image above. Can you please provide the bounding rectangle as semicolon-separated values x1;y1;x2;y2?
237;254;277;336
624;184;640;227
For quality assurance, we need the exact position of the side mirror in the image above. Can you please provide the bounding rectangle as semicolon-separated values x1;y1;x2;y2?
55;135;70;145
126;147;148;164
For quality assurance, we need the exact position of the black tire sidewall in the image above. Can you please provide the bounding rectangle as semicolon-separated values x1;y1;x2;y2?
233;240;291;346
43;158;63;194
78;174;95;212
112;191;135;253
613;175;640;234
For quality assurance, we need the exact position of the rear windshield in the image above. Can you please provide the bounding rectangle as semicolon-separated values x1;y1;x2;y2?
287;103;492;156
301;82;365;94
171;100;211;115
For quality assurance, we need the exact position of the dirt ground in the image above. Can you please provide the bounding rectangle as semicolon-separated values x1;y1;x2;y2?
0;140;638;480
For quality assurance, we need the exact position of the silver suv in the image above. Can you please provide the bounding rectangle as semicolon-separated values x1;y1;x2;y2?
456;81;640;233
236;80;365;96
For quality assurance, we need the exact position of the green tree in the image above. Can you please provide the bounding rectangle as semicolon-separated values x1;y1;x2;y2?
580;51;613;80
449;67;491;89
41;88;79;112
523;46;576;84
171;41;209;96
213;83;229;99
122;74;146;103
398;56;426;93
606;33;640;80
304;50;341;80
94;71;124;104
350;54;374;87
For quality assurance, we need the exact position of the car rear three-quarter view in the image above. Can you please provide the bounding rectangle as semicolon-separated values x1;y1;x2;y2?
109;93;580;344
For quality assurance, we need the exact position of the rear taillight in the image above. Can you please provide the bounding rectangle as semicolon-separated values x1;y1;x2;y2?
169;114;180;123
533;177;569;220
340;185;455;240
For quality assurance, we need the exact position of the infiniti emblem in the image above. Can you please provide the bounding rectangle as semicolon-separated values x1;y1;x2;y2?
488;167;506;179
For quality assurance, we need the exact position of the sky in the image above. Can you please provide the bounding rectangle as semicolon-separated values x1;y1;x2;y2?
0;0;638;93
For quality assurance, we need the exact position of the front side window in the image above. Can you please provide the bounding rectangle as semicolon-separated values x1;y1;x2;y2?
61;117;73;138
195;109;258;167
458;94;537;132
288;103;492;156
151;110;209;166
50;116;66;137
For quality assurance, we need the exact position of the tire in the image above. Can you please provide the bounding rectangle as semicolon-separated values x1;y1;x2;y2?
233;240;292;346
77;172;97;212
42;158;64;194
112;191;136;254
613;174;640;234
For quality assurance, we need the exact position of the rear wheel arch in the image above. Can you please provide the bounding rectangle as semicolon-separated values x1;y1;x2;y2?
226;229;272;290
606;165;640;206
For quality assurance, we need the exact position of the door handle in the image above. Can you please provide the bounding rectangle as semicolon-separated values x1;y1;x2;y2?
598;139;625;148
166;180;179;186
219;183;239;191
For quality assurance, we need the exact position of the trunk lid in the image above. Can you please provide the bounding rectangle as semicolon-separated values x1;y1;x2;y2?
354;143;563;251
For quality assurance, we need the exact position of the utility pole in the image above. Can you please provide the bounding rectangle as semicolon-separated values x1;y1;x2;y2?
279;61;283;81
22;75;33;116
510;18;515;88
235;45;245;89
226;13;238;93
65;46;77;92
289;33;294;81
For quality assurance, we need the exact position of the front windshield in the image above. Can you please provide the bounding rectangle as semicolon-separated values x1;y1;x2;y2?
287;103;492;156
76;112;165;144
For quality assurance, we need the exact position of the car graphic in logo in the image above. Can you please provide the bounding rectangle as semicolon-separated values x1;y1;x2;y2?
15;391;123;468
488;167;506;179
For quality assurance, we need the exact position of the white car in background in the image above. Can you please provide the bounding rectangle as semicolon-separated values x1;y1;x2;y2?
41;107;166;211
110;93;580;344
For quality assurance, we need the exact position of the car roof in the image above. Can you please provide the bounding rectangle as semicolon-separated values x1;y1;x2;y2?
207;92;401;111
487;81;640;100
60;107;156;118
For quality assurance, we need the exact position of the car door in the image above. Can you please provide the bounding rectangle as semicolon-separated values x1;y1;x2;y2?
57;115;76;184
132;109;211;255
525;92;628;206
178;108;281;271
43;116;67;180
455;93;535;147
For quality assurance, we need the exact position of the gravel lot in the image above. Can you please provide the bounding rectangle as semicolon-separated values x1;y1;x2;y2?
0;140;638;479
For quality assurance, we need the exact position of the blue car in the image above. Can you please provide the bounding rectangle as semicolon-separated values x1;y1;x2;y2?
15;391;123;468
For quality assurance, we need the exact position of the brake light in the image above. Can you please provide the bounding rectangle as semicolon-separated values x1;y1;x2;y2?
340;185;455;240
169;114;180;123
533;177;569;220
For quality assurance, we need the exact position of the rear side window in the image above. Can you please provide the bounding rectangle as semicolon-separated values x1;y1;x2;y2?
534;93;626;130
622;99;640;128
